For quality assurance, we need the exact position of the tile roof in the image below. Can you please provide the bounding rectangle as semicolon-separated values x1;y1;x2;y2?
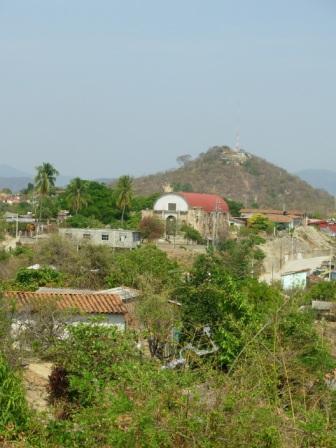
178;192;229;213
38;286;140;301
4;291;127;315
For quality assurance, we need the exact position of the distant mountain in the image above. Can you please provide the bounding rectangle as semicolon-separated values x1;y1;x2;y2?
131;146;334;215
0;177;32;192
0;164;72;192
0;164;31;178
296;169;336;196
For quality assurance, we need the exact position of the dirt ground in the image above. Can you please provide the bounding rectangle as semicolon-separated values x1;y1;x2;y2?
22;362;52;413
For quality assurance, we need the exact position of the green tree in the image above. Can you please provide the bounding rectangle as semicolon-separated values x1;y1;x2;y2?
66;177;89;215
248;214;274;234
177;253;252;367
34;162;59;223
116;175;133;224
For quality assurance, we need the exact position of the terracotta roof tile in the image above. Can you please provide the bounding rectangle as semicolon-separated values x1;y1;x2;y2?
4;291;127;315
178;192;229;213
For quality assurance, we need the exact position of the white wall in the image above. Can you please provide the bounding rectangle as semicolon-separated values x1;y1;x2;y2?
281;271;308;290
154;194;189;212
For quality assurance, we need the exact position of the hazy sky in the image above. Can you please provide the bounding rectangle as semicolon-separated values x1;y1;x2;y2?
0;0;335;178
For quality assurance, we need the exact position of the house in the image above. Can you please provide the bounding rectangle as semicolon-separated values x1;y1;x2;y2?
240;209;304;229
59;228;141;249
281;269;310;290
4;211;36;224
4;290;128;331
37;286;141;328
143;191;229;241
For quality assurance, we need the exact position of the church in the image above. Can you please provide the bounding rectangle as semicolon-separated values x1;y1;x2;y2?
143;188;229;241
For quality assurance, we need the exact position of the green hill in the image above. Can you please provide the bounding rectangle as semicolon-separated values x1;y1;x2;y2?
133;146;334;215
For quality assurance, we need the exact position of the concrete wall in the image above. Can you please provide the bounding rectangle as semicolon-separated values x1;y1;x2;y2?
154;194;189;212
59;228;140;249
281;271;308;290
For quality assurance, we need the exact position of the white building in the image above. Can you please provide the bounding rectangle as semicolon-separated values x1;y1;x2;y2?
281;269;310;290
59;228;141;249
144;192;229;240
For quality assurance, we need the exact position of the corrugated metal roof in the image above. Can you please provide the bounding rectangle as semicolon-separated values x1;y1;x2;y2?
4;291;127;315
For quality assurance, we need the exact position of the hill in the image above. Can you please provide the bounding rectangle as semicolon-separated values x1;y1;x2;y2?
0;164;30;178
297;169;336;195
0;176;32;192
132;146;334;215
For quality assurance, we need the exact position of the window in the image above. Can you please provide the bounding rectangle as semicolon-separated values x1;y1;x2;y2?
133;232;140;242
119;233;127;242
101;234;109;241
83;233;91;239
168;203;176;211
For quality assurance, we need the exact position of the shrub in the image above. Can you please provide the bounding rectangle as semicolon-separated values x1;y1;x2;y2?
139;216;164;241
0;354;29;435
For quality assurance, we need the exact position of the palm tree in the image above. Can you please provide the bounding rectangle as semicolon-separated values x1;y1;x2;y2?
34;162;59;224
66;177;89;215
116;175;133;225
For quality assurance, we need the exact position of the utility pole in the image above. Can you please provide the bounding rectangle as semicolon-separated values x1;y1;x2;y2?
212;200;220;249
15;213;19;239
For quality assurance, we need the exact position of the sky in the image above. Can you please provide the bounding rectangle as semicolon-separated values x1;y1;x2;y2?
0;0;335;179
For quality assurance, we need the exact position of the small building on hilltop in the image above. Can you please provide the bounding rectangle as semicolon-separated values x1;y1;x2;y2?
143;191;229;241
59;228;141;249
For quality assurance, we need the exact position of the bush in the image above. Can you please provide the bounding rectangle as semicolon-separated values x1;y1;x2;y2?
180;224;204;244
0;354;29;435
306;281;336;302
107;245;180;289
139;216;164;241
14;266;63;290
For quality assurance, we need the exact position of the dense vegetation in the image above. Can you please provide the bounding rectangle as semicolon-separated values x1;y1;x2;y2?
1;161;336;447
0;226;336;447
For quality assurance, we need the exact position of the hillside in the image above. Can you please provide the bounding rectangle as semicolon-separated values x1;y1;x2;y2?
133;146;334;214
297;169;336;195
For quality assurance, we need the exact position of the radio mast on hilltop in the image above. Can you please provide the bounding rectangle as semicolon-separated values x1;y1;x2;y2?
234;102;241;152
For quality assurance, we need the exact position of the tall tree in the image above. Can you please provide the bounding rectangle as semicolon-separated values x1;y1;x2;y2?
66;177;89;215
34;162;59;223
116;175;133;224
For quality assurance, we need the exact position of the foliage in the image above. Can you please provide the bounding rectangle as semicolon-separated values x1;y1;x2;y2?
116;175;133;224
35;162;59;222
51;323;138;406
33;235;114;289
172;182;193;192
248;213;274;234
65;177;89;215
131;193;160;212
107;244;180;289
136;281;179;358
138;216;164;241
59;181;116;224
64;214;103;229
180;223;204;244
0;354;29;436
226;198;243;216
306;281;336;302
14;266;63;290
177;253;253;367
218;230;266;279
